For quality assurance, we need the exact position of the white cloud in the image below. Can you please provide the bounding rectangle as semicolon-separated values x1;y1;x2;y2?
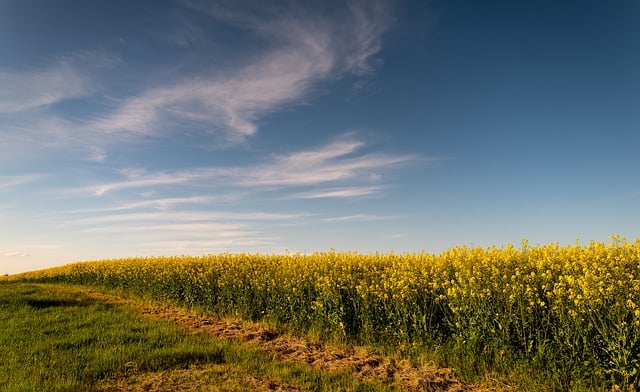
80;136;417;195
292;186;388;199
0;175;43;191
0;62;90;114
71;210;310;226
0;2;394;164
322;214;402;222
103;196;216;211
83;222;247;235
138;238;278;253
59;195;244;216
89;44;333;140
188;0;392;75
0;51;121;163
91;1;392;142
235;140;415;187
90;174;193;196
164;15;211;48
57;206;306;257
89;147;107;162
63;208;293;256
341;1;393;75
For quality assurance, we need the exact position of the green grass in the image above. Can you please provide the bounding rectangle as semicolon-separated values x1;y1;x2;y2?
0;283;394;392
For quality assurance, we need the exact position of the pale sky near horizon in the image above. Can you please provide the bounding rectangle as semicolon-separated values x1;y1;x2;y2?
1;0;639;274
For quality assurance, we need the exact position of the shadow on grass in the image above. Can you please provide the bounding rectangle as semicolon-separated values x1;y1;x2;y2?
25;297;97;309
145;349;227;370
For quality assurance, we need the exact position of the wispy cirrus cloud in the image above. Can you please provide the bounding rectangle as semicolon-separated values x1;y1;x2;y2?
0;174;43;191
292;186;388;199
90;0;392;142
187;0;392;75
83;222;247;235
0;51;121;163
91;47;332;139
89;147;107;163
89;172;196;196
0;1;394;164
0;62;90;114
138;238;279;254
93;196;217;211
79;136;418;196
70;210;310;226
0;50;116;116
59;195;246;216
322;214;403;222
239;139;413;187
64;209;298;255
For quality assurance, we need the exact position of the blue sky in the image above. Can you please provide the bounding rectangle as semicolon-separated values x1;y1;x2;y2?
1;0;639;273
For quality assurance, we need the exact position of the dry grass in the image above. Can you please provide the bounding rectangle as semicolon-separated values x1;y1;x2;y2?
94;363;301;392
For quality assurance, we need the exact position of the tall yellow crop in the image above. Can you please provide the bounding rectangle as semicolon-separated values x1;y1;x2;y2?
4;237;640;388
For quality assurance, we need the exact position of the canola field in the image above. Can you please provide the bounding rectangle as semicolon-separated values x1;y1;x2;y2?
5;236;640;389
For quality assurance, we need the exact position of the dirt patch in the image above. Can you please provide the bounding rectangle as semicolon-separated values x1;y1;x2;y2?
65;286;506;391
138;306;475;391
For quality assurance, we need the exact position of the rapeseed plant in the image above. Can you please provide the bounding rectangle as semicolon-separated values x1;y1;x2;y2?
5;237;640;389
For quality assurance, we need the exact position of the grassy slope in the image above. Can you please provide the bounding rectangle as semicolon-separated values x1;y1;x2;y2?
0;283;393;392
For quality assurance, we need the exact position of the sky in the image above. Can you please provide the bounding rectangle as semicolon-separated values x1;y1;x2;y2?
1;0;639;274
